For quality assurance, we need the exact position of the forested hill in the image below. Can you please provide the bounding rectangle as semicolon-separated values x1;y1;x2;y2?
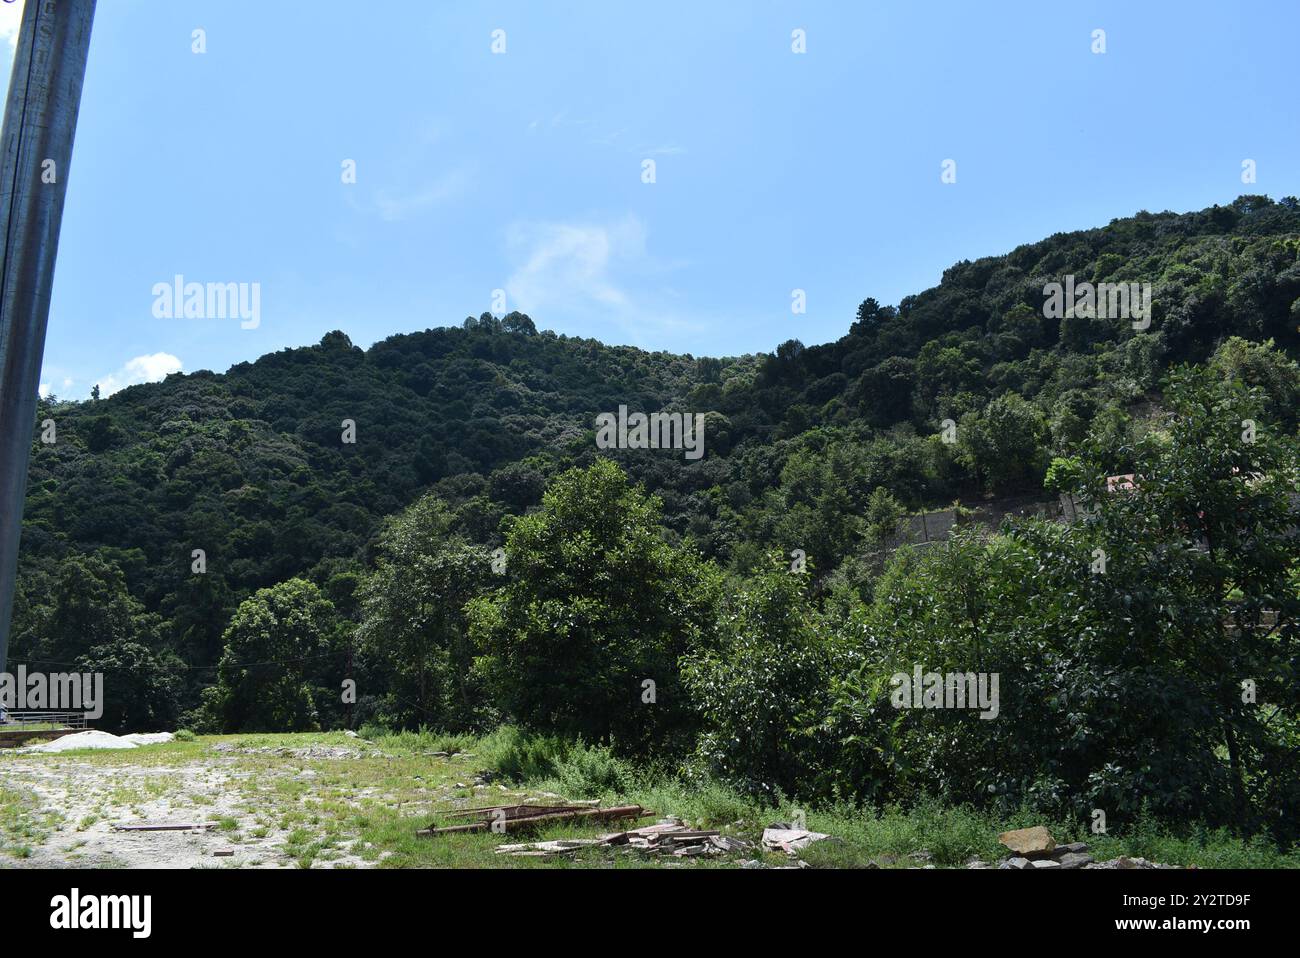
745;194;1300;435
13;194;1300;723
17;318;743;672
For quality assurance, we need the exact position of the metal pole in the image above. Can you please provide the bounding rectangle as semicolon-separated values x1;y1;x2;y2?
0;0;97;674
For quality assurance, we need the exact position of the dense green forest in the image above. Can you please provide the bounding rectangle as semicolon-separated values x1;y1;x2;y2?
11;195;1300;842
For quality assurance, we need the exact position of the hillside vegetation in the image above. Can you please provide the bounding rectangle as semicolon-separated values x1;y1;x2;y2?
12;195;1300;848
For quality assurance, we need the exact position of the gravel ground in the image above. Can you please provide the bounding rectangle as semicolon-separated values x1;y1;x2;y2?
0;751;372;869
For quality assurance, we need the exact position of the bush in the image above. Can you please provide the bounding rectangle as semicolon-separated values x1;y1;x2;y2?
554;743;634;797
683;559;838;800
478;726;573;782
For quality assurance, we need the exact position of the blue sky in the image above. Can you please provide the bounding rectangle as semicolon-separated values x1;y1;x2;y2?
4;0;1298;399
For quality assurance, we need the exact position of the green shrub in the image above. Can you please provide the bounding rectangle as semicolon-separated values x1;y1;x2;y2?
683;560;839;801
478;726;572;781
554;744;634;797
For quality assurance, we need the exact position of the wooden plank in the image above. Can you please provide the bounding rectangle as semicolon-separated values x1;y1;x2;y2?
112;822;218;832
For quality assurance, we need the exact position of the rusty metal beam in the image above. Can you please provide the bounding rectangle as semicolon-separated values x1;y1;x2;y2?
418;804;645;837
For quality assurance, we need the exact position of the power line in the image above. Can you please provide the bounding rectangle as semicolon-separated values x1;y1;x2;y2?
5;649;343;673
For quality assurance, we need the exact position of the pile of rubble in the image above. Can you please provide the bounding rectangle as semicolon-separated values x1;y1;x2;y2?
966;826;1179;870
492;816;837;861
427;805;1182;870
496;818;752;858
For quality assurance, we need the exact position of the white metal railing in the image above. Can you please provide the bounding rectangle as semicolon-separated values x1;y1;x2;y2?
0;710;87;730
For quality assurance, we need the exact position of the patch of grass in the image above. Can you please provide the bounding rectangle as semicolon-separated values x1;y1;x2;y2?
5;728;1296;870
1114;815;1300;869
369;726;477;756
0;784;59;857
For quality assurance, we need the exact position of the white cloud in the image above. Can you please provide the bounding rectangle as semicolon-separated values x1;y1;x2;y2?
505;216;646;314
95;353;183;397
38;377;76;399
0;0;22;39
502;215;711;343
363;167;471;222
0;0;23;61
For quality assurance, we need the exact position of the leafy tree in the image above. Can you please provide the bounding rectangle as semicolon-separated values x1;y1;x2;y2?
202;578;341;732
863;486;906;546
77;641;183;733
1208;336;1300;429
828;365;1300;838
16;553;161;664
1071;366;1300;836
467;460;721;754
356;495;492;729
955;392;1047;491
683;560;836;799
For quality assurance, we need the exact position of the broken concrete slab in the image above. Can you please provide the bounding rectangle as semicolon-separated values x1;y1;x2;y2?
762;823;831;855
494;838;608;856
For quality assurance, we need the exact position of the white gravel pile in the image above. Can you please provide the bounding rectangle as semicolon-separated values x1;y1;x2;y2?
24;730;138;752
122;732;175;746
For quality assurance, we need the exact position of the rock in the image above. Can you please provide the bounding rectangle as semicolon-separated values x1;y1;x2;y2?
1031;858;1062;869
1056;852;1094;869
999;856;1034;869
1087;855;1163;870
1055;841;1090;855
966;860;992;869
998;825;1056;857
